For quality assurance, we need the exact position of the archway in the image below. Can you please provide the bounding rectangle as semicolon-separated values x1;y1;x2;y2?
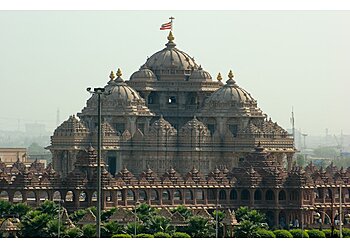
52;191;62;201
38;190;49;202
0;191;9;201
278;190;286;201
266;211;275;227
151;189;159;201
139;190;147;201
219;190;226;200
27;191;36;203
230;189;237;200
92;191;97;202
162;190;170;201
173;190;182;200
13;191;23;203
185;189;193;200
279;211;287;229
127;190;135;201
65;191;74;202
79;191;88;202
195;190;204;200
254;190;262;201
265;189;275;201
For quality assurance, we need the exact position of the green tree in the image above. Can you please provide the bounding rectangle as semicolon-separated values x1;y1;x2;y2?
82;224;97;238
101;207;116;222
234;220;261;238
70;209;88;223
126;221;145;236
64;227;83;238
0;200;12;217
101;221;125;238
10;203;32;219
185;216;215;238
233;207;268;238
136;203;156;222
20;210;52;237
172;205;192;219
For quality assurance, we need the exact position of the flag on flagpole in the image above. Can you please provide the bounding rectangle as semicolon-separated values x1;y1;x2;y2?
160;21;172;30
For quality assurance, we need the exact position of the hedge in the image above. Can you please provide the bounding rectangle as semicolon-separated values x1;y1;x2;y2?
172;232;191;238
289;229;309;238
112;234;132;238
342;228;350;237
273;230;293;238
154;232;171;238
255;229;275;238
323;229;340;238
306;229;325;238
135;233;154;238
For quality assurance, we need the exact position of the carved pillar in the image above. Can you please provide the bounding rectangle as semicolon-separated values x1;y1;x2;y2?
250;188;255;207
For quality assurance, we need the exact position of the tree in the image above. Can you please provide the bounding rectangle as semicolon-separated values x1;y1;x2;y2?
145;215;173;234
185;216;215;238
82;224;97;238
20;210;52;237
101;221;125;238
233;207;268;238
0;200;12;217
172;205;192;219
10;203;31;219
64;227;83;238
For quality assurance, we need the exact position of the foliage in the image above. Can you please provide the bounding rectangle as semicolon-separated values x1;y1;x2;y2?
112;234;132;238
342;228;350;237
289;229;308;238
136;203;156;222
153;232;171;238
135;233;154;238
0;200;12;217
322;229;340;238
64;227;83;238
273;230;293;238
171;205;192;219
234;220;261;238
125;221;145;236
185;216;215;238
101;221;125;238
306;229;325;238
145;215;173;234
44;219;66;237
37;200;58;217
254;228;275;238
172;232;191;238
82;224;97;238
10;203;32;219
235;207;250;222
20;210;52;237
69;209;88;223
101;207;116;222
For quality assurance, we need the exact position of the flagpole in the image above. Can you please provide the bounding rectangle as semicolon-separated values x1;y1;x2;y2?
169;16;175;31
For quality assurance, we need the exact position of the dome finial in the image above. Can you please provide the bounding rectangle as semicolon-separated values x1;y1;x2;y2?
167;31;175;42
228;70;234;80
217;72;222;81
116;68;122;77
109;70;116;81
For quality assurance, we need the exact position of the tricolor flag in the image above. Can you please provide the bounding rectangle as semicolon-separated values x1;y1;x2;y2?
160;21;172;30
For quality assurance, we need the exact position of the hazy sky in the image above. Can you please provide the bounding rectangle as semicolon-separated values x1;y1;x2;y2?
0;11;349;136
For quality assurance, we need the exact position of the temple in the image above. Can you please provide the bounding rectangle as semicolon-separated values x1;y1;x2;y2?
0;31;349;228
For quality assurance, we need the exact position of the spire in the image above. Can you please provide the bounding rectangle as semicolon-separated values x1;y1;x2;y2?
168;31;174;42
217;72;222;81
166;31;176;48
109;70;116;81
115;68;124;83
226;70;236;85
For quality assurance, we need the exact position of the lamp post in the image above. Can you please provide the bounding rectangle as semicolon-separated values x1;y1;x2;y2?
314;211;336;237
87;87;106;238
134;201;140;237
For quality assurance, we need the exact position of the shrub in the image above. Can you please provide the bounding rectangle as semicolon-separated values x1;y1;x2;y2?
306;229;325;238
64;227;83;238
289;229;309;238
112;234;132;238
172;232;191;238
135;233;154;238
323;229;340;238
154;232;171;238
273;229;293;238
342;228;350;238
255;229;275;238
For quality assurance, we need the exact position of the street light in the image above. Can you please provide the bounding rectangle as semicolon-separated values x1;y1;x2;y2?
134;201;140;237
314;211;336;237
87;86;109;238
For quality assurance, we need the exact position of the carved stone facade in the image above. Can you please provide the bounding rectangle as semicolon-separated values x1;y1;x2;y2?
48;31;295;178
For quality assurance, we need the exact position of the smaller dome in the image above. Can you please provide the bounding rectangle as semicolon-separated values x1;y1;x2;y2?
189;66;212;82
105;80;143;103
205;71;255;105
149;116;177;136
54;115;89;136
180;117;211;137
130;66;157;82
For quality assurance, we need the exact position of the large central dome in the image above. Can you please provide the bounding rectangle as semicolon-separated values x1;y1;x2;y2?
142;31;199;80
